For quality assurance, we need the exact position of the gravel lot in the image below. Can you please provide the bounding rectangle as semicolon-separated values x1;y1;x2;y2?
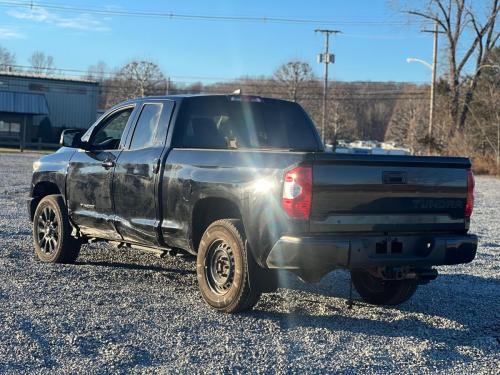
0;152;498;374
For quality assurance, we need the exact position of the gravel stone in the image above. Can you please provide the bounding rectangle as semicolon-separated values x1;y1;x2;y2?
0;152;498;374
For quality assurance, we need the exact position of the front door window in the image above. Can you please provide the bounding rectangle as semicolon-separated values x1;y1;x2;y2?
89;108;133;150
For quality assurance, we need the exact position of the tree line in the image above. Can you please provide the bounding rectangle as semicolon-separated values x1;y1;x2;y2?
0;48;57;75
88;51;497;175
90;1;499;174
0;0;498;174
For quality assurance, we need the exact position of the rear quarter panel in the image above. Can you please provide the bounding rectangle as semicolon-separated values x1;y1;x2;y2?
161;148;312;265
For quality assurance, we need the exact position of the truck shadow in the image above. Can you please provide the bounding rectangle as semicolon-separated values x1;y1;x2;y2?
246;306;489;369
251;270;499;347
75;248;498;354
245;272;499;370
76;260;196;276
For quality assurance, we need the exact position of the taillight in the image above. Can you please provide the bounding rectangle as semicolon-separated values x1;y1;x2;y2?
465;169;474;219
282;166;312;219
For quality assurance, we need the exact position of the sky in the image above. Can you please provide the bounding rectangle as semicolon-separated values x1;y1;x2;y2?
0;0;440;84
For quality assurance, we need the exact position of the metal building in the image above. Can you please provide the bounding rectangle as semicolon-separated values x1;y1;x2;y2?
0;72;99;148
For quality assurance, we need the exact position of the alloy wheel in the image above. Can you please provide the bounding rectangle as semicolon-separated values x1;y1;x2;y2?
36;205;60;254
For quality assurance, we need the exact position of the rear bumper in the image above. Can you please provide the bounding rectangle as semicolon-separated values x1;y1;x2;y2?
266;233;477;270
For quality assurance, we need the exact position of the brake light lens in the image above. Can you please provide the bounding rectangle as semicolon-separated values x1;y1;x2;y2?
282;166;312;219
465;169;474;219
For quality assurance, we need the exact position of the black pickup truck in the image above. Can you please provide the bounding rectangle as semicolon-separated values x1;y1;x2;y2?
28;94;477;313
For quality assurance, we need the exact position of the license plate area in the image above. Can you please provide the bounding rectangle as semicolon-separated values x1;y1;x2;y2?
349;235;447;267
375;237;404;255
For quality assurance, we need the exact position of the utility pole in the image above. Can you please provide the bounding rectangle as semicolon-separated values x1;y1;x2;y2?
422;21;443;155
315;29;341;145
20;114;27;152
497;119;499;174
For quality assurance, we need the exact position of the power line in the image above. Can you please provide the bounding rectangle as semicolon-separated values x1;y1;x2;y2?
2;64;433;88
0;65;430;102
0;81;430;102
0;0;430;26
0;78;429;94
0;78;430;97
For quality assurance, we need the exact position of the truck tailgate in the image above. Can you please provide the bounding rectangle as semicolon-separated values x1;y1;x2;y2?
310;154;471;233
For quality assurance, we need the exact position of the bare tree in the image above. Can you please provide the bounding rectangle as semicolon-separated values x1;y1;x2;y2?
117;61;165;97
385;93;429;153
104;61;166;107
468;81;500;171
322;85;360;144
85;61;108;109
86;61;107;82
465;46;500;172
29;51;55;75
183;81;204;94
273;60;315;102
0;46;15;71
337;82;400;141
409;0;499;134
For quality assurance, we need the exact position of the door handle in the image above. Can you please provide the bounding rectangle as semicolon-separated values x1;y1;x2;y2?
152;158;161;174
101;160;115;169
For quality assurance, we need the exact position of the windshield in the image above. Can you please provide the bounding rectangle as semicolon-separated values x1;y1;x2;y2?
173;96;321;151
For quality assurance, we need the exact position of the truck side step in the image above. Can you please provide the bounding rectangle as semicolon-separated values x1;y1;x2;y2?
118;242;174;258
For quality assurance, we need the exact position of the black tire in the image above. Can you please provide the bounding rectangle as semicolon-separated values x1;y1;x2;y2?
33;194;81;264
351;269;418;306
196;219;261;313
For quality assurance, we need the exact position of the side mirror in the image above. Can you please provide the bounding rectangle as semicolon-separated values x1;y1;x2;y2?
60;129;83;148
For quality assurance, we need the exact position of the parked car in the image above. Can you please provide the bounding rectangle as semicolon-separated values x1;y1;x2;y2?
28;94;477;313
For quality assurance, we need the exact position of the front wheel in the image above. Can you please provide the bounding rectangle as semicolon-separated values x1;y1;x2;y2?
33;195;81;263
196;219;261;313
351;269;418;306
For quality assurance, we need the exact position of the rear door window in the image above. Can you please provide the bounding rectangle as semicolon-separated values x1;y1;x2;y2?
129;104;163;149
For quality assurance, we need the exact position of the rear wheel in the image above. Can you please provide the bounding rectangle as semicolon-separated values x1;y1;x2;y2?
351;269;418;306
33;195;81;263
196;219;261;313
